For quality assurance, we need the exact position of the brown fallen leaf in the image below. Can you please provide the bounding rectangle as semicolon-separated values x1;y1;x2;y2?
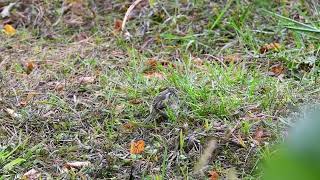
192;57;204;66
223;54;242;63
145;58;158;68
122;122;135;133
143;72;165;79
3;24;16;36
20;92;38;107
260;42;281;54
78;76;95;84
145;59;175;71
128;99;142;104
72;32;89;42
21;169;40;180
123;122;134;129
47;81;66;91
114;19;123;32
130;140;145;154
254;127;264;145
268;64;285;76
55;82;65;91
208;170;219;180
25;61;36;74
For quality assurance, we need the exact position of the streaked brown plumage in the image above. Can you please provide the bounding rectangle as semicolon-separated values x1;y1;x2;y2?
145;87;179;122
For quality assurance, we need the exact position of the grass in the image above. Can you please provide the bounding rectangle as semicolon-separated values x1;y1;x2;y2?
0;0;319;179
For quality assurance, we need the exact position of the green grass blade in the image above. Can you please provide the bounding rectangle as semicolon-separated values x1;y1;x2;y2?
262;9;317;30
210;0;234;30
284;26;320;33
161;146;168;179
3;158;26;171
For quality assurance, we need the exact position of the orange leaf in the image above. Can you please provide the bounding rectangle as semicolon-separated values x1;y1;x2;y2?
209;170;219;180
25;61;36;74
260;42;281;54
146;58;158;68
143;72;165;79
130;140;145;154
114;19;123;32
269;64;285;76
3;24;16;36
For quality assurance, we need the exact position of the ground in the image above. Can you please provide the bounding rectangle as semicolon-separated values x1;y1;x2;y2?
0;0;319;179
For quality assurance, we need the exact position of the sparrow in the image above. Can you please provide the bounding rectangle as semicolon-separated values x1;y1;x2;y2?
145;87;180;122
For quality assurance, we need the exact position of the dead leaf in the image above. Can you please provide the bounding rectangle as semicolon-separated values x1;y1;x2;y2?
72;32;89;42
5;108;21;118
64;161;91;170
192;57;204;66
114;19;123;32
254;127;264;145
129;99;142;104
123;122;134;129
3;24;16;36
208;170;219;180
145;59;174;70
268;64;285;76
48;81;66;91
130;140;145;154
21;169;40;180
223;54;241;63
55;82;65;91
145;58;158;68
143;72;165;79
20;92;37;107
122;122;135;133
25;61;36;74
260;42;281;54
78;76;95;84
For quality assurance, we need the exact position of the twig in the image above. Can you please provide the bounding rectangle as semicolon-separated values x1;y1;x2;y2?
121;0;144;32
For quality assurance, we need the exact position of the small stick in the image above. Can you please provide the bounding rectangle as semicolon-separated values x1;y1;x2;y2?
121;0;144;32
